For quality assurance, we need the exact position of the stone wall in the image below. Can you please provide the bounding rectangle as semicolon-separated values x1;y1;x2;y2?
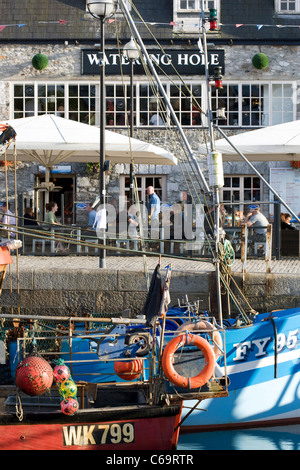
1;266;300;318
0;267;211;317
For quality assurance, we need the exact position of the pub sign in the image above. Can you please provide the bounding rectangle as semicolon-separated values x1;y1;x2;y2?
81;49;225;76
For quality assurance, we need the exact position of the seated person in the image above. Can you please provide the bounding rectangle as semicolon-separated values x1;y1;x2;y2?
43;201;66;252
24;207;39;226
243;204;269;252
281;212;296;230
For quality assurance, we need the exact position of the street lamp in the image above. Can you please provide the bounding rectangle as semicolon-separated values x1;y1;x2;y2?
123;37;139;204
87;0;114;268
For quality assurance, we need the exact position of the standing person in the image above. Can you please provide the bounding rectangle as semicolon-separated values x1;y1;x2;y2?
85;202;96;230
128;204;140;239
146;186;160;238
0;202;16;237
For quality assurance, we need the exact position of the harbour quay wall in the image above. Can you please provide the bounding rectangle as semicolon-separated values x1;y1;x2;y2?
0;265;300;317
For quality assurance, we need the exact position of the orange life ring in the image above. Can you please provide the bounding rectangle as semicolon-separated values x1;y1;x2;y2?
176;320;222;359
162;333;215;389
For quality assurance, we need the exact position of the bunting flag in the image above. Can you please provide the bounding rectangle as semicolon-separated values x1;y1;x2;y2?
38;20;69;24
0;23;27;31
0;18;299;32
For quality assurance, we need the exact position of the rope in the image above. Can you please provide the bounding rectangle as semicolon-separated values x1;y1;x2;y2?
15;392;24;421
223;239;235;267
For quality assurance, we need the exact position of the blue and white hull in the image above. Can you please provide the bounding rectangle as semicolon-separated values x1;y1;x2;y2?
180;307;300;431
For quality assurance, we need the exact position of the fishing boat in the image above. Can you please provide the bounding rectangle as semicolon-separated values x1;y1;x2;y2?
0;0;299;445
179;306;300;432
0;245;228;450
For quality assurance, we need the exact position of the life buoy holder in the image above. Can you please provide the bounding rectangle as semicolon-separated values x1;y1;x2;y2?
162;333;215;389
176;320;222;360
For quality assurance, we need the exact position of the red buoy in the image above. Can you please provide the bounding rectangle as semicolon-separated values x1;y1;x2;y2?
114;359;143;381
15;355;54;396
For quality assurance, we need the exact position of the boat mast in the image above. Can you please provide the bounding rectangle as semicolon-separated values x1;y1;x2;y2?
118;0;210;195
119;0;224;325
200;0;223;326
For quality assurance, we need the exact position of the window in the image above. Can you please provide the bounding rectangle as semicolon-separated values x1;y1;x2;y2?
12;80;296;128
12;82;96;124
211;82;295;127
221;175;262;212
221;175;262;204
120;175;167;208
178;0;218;11
275;0;300;12
14;84;35;118
173;0;220;33
68;84;96;124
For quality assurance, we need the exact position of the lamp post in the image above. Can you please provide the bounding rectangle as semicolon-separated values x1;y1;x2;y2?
87;0;114;268
123;38;139;205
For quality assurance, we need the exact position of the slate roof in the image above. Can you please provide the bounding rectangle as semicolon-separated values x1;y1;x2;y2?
0;0;299;43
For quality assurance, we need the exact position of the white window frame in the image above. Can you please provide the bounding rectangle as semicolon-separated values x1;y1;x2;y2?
275;0;300;13
221;175;263;205
11;80;297;128
210;81;296;127
176;0;219;12
120;174;167;209
173;0;220;33
221;175;264;224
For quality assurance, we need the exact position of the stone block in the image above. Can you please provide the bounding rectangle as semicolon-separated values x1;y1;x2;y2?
61;290;97;315
118;271;148;292
96;291;124;314
33;269;118;291
170;271;210;293
2;268;34;290
123;291;148;316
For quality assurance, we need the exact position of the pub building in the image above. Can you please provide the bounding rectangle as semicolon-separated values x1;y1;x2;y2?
0;0;299;233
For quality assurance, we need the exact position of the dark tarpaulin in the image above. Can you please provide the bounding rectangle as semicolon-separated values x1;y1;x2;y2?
142;263;162;327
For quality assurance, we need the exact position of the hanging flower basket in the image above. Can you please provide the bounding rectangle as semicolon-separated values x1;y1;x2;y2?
86;162;100;174
290;161;300;169
32;53;49;70
0;160;24;170
252;53;269;70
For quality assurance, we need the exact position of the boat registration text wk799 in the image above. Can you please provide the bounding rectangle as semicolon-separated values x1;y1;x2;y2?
63;422;134;446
